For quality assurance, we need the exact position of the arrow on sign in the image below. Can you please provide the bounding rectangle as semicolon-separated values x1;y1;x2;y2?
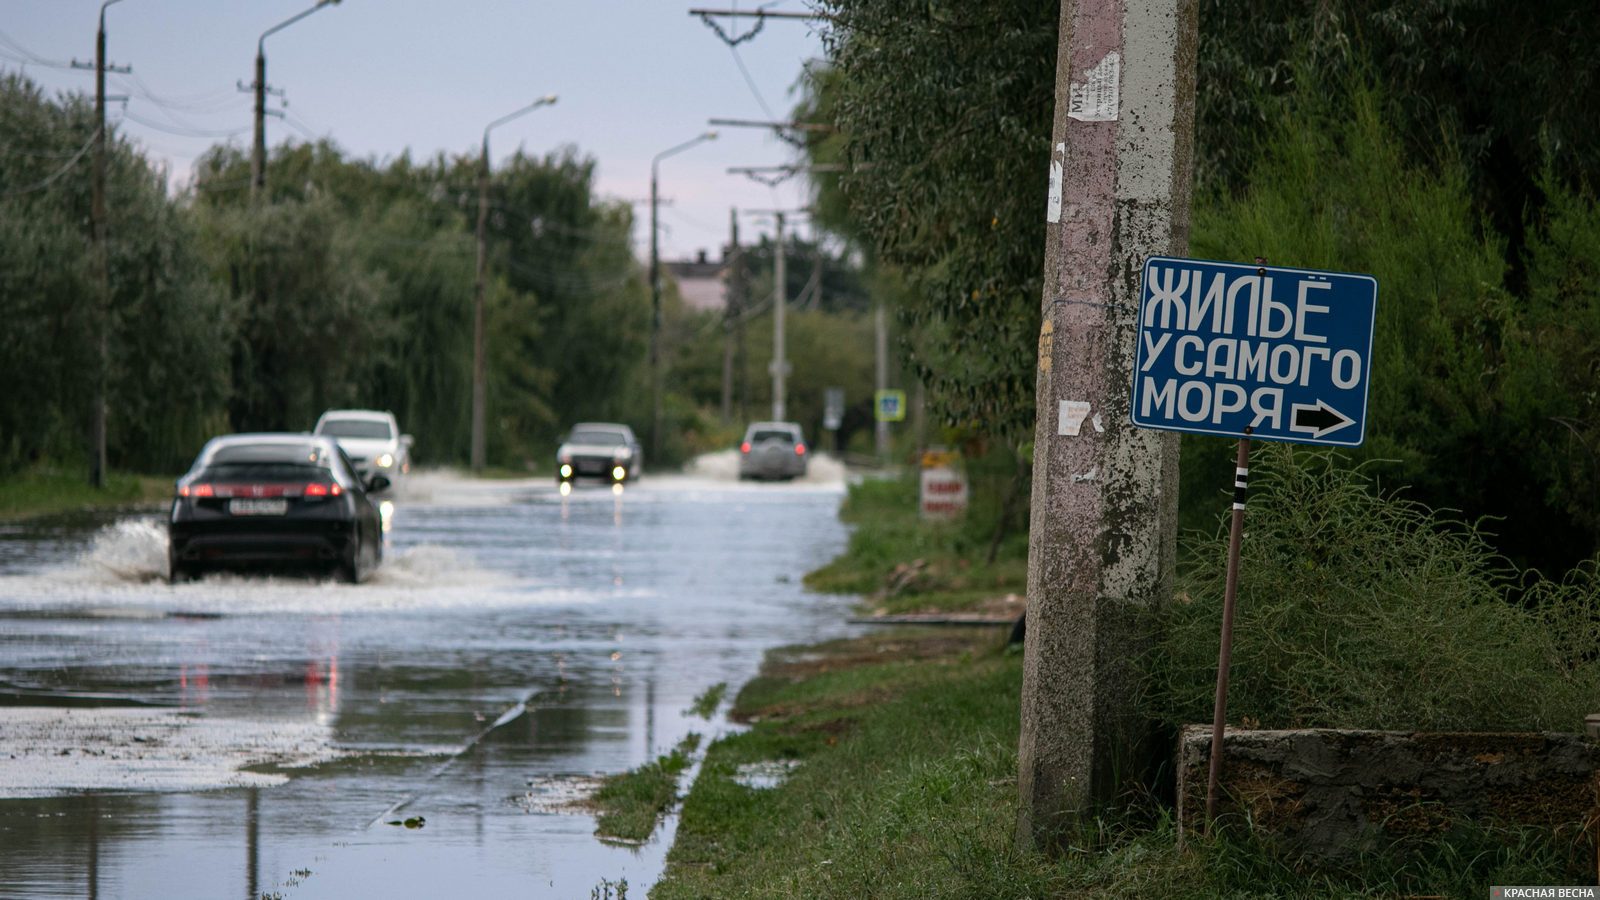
1290;400;1354;438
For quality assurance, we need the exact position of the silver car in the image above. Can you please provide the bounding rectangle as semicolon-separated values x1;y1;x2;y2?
738;422;809;481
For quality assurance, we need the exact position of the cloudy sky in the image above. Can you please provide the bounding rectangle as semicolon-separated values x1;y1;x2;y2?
3;0;827;260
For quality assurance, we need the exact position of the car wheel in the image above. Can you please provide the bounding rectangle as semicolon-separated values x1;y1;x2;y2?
169;560;195;584
336;533;364;584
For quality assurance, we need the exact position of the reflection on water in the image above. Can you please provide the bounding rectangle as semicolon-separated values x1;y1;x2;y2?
0;468;856;897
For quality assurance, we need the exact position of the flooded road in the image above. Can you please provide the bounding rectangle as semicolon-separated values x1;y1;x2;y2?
0;456;856;898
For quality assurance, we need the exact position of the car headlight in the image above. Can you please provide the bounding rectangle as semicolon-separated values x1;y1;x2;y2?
377;453;394;468
612;448;633;461
558;451;572;463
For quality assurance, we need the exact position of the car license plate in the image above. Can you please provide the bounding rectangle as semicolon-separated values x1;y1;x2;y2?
229;498;288;516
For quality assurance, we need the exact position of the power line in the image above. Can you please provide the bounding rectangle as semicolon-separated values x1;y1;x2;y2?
1;127;97;197
116;109;249;139
0;29;74;69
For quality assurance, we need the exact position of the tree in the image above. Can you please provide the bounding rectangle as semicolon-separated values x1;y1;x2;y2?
808;0;1058;444
0;74;231;475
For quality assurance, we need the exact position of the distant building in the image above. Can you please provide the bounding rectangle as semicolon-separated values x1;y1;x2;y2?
665;249;727;313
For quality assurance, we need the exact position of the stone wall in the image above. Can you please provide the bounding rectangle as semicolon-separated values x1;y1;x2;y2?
1176;725;1600;858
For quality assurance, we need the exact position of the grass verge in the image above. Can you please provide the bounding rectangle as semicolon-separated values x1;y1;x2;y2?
591;734;701;844
802;472;1028;616
656;455;1594;898
655;630;1589;899
0;464;171;522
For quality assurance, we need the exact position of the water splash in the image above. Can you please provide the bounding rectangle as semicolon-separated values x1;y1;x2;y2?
83;518;170;583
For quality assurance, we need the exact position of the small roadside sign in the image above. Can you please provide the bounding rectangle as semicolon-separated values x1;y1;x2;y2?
919;448;967;521
823;388;845;431
1130;256;1377;446
875;389;906;422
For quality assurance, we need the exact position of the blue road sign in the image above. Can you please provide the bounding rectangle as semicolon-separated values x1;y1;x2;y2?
875;389;906;422
1130;256;1377;446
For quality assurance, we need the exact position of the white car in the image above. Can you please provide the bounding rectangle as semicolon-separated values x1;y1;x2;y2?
312;409;413;490
556;422;641;484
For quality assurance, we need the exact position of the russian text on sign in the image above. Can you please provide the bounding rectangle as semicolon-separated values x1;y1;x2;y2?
1130;257;1376;446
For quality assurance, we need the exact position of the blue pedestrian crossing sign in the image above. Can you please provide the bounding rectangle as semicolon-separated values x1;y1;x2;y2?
875;389;906;422
1130;256;1377;446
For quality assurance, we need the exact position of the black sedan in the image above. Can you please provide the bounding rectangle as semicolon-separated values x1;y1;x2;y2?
168;433;386;583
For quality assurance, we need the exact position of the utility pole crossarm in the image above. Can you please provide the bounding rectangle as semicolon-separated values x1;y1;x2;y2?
708;117;836;133
688;8;829;19
727;164;846;174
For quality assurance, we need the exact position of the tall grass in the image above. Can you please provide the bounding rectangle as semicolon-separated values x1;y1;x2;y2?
1149;443;1600;732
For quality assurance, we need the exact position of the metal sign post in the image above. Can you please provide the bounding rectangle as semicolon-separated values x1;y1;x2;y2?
1130;255;1377;829
1205;435;1251;824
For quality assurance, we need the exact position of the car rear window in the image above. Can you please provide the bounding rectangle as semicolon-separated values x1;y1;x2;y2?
210;443;331;465
318;419;393;439
197;462;329;482
569;430;627;445
749;429;797;443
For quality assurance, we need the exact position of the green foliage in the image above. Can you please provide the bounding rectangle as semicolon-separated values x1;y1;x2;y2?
195;192;391;433
0;464;167;520
1515;170;1600;555
686;683;727;720
0;73;231;476
663;626;1588;899
590;737;697;844
802;457;1030;612
1188;69;1599;571
1194;0;1600;261
809;0;1057;442
1150;444;1600;733
191;140;650;469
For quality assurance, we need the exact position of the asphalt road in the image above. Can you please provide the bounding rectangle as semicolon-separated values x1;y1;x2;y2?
0;456;856;898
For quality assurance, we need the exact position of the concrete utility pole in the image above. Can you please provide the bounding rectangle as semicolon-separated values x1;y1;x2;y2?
649;131;718;460
251;0;340;200
88;0;126;490
720;208;741;427
874;298;889;458
770;211;787;421
473;96;558;474
1017;0;1199;847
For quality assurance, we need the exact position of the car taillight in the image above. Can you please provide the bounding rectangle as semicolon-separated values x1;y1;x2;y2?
740;442;751;453
303;482;342;498
795;443;806;455
180;484;214;498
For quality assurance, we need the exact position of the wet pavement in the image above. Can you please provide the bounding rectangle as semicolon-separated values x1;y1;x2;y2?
0;456;856;898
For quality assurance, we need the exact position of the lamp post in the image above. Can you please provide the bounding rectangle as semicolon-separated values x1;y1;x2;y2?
649;131;718;461
252;0;341;199
472;95;559;474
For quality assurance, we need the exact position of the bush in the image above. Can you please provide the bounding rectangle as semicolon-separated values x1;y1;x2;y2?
1148;443;1600;732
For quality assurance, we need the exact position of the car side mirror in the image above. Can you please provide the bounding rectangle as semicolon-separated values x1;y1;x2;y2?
401;434;414;449
366;474;391;493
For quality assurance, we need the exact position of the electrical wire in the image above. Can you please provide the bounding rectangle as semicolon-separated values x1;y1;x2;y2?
115;109;249;139
0;30;74;70
1;127;97;196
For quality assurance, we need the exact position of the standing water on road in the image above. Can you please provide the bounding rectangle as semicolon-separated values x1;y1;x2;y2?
0;459;856;898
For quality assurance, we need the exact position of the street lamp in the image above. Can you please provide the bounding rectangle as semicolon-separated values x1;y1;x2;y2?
649;130;718;461
471;95;559;474
252;0;342;198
